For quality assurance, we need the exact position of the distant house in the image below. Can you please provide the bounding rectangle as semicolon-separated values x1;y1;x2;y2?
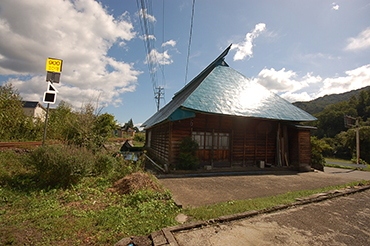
113;125;136;138
22;101;46;120
126;127;135;137
142;45;317;170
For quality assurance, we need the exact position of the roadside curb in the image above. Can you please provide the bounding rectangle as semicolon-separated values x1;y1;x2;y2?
156;169;299;179
115;184;370;246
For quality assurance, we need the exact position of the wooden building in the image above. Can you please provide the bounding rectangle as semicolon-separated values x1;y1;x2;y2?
142;45;317;170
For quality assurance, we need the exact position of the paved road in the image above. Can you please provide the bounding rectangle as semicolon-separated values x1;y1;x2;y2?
174;188;370;246
159;167;370;208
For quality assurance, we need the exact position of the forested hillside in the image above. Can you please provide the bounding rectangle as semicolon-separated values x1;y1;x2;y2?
302;87;370;163
293;86;370;115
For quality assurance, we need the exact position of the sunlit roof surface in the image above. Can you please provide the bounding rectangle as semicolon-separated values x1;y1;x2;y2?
142;46;316;129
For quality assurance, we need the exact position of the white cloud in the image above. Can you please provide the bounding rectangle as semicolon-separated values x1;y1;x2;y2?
345;27;370;51
255;64;370;102
231;23;266;61
252;67;322;102
138;8;156;23
332;3;339;10
316;64;370;97
140;34;156;40
280;91;313;102
134;123;144;131
162;40;176;47
0;0;140;108
145;49;173;66
254;68;321;93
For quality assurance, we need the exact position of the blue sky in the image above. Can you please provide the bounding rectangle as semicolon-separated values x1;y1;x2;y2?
1;0;370;128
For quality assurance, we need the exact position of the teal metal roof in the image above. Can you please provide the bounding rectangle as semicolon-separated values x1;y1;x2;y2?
142;45;316;129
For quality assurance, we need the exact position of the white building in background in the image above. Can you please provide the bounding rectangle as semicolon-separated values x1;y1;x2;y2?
22;101;47;121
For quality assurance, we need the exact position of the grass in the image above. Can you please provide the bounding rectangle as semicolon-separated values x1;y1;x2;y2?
1;148;369;245
325;157;352;164
0;149;180;245
324;157;370;171
0;176;180;245
184;180;370;221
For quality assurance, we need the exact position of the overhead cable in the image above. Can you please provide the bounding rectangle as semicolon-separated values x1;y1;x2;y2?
185;0;196;85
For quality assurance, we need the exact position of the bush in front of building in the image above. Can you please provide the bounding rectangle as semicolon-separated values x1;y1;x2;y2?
177;136;199;170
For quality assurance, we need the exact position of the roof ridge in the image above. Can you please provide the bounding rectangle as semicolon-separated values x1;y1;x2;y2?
173;44;232;99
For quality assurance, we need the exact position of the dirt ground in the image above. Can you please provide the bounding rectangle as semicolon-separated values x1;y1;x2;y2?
158;167;370;208
174;188;370;245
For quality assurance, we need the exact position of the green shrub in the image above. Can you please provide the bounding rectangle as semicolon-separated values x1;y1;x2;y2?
177;136;199;170
351;157;368;165
94;152;117;176
133;133;145;143
28;144;95;188
311;137;332;171
95;152;145;183
0;150;33;188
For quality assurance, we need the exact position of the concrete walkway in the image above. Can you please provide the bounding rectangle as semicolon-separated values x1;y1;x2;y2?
174;187;370;246
158;167;370;208
115;167;370;246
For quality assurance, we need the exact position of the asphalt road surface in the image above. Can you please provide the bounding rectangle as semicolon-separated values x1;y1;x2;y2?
159;167;370;208
174;188;370;246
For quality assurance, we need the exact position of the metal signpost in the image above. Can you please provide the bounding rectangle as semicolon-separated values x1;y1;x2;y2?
344;115;360;164
42;58;62;145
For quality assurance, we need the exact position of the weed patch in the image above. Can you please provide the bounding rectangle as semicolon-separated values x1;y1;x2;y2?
0;175;180;245
0;147;180;245
28;144;95;188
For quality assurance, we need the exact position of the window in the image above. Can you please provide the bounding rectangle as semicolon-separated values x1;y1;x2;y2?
219;133;230;149
192;132;204;149
192;131;229;150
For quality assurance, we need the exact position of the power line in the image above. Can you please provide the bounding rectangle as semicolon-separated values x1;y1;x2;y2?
136;0;158;93
136;0;166;110
185;0;196;85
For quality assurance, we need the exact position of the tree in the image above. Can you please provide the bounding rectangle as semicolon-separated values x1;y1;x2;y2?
48;101;76;140
311;137;332;171
48;101;117;152
356;90;370;121
0;84;26;140
345;126;370;163
315;101;357;138
124;118;134;129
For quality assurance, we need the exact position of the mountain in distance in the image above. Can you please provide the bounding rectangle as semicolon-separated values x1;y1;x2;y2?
293;86;370;115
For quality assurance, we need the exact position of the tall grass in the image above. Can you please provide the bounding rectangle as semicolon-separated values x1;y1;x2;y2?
0;146;180;245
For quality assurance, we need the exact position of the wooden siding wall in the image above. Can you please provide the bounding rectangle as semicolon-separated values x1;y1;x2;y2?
298;130;311;165
147;113;312;169
288;128;311;167
288;130;299;167
169;114;278;167
170;119;192;164
232;117;277;166
147;122;170;163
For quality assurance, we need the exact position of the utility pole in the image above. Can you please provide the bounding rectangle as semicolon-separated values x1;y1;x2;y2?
356;118;360;165
155;86;164;111
344;115;360;164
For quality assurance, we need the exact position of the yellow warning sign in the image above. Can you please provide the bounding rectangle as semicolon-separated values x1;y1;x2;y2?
46;58;63;73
